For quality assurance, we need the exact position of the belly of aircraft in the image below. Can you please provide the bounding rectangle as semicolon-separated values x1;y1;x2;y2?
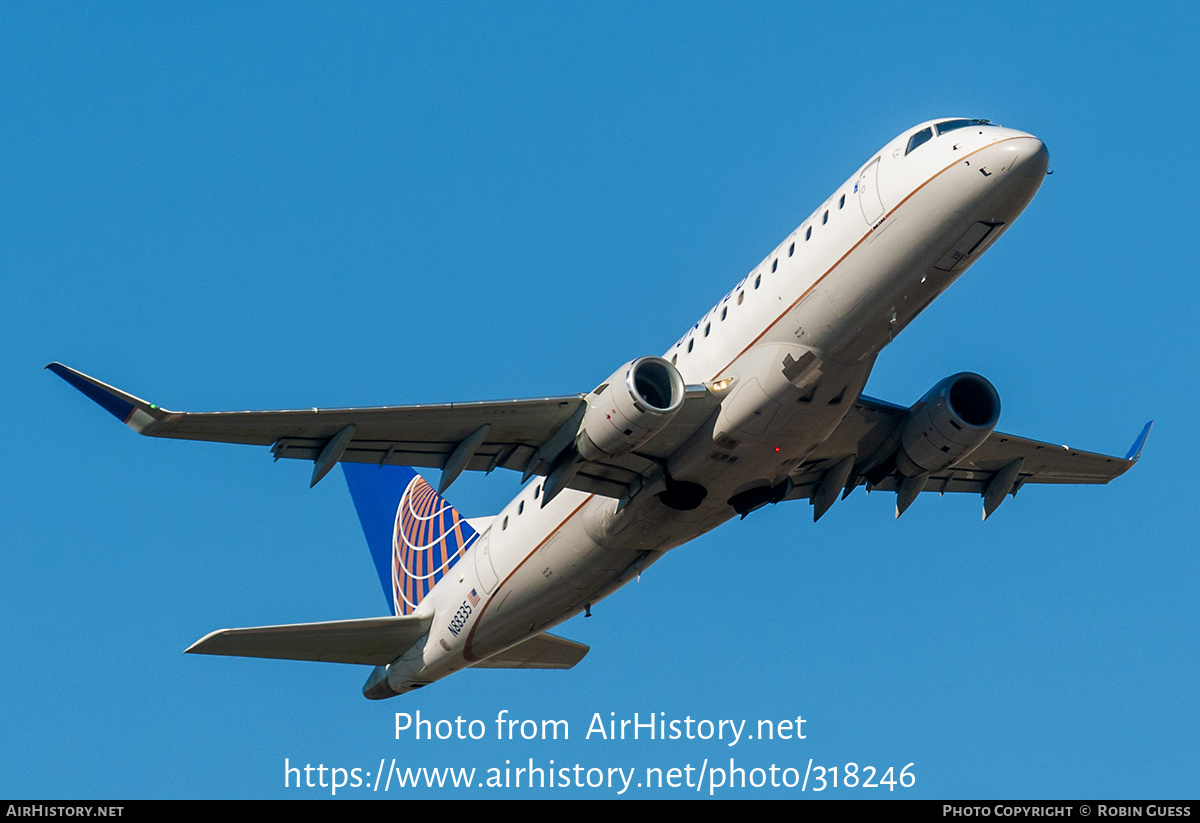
457;134;1050;674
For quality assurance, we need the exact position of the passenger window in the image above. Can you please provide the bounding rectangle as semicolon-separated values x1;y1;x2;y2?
822;210;828;224
839;194;845;209
771;259;778;272
721;306;727;320
687;339;694;352
906;127;933;155
704;323;710;337
805;226;812;241
754;274;761;289
738;291;744;305
789;242;795;256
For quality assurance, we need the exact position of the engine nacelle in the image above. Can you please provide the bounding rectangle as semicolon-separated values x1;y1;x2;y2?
576;356;686;461
896;373;1000;477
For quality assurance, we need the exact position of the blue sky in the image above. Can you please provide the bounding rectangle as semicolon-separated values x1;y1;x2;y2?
4;2;1197;799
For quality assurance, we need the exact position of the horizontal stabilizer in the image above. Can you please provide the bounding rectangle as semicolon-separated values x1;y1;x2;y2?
186;614;433;666
473;632;589;670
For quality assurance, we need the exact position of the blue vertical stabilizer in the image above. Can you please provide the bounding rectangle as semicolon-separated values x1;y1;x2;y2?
342;463;478;615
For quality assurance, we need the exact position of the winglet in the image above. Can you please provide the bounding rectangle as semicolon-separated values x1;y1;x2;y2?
1125;421;1153;462
45;362;168;433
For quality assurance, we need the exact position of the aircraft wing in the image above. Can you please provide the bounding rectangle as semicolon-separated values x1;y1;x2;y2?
46;362;720;499
785;395;1149;519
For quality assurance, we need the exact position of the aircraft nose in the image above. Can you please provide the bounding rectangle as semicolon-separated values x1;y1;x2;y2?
1013;136;1049;178
976;135;1048;211
995;135;1049;179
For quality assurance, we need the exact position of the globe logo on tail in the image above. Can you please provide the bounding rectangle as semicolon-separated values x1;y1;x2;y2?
391;474;479;615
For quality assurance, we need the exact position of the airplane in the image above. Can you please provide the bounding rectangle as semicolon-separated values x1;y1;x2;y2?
49;118;1151;699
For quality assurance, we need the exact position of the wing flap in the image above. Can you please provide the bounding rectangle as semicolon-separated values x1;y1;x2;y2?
186;614;433;666
953;432;1136;485
149;398;586;448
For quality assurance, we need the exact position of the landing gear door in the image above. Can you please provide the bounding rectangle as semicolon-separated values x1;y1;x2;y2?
857;157;885;226
474;529;498;593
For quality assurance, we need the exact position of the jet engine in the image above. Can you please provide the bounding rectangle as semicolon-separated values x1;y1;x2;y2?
896;373;1000;477
576;356;686;461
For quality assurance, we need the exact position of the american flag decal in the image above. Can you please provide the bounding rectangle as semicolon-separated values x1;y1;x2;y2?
468;589;480;607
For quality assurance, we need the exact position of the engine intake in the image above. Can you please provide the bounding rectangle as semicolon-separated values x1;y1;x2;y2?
896;373;1000;477
576;357;686;461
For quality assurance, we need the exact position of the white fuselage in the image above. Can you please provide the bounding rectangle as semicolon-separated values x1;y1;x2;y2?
386;120;1050;694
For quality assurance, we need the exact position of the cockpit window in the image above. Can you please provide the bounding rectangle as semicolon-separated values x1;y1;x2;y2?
905;127;933;155
935;118;990;136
